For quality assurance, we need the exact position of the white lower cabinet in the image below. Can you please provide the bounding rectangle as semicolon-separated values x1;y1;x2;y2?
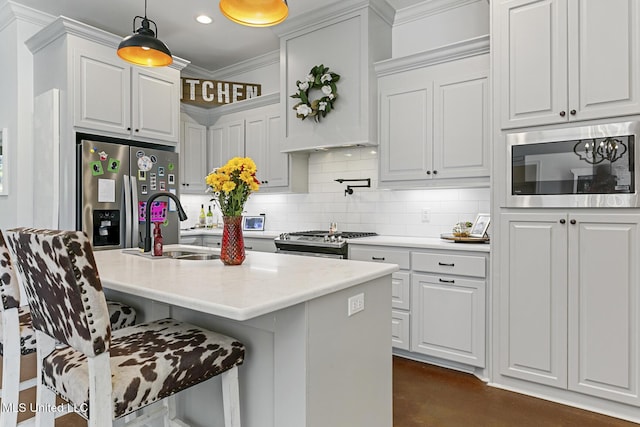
411;252;486;368
349;243;488;367
500;211;640;406
243;237;275;253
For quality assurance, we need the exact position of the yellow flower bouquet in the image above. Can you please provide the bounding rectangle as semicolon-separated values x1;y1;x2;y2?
206;157;260;217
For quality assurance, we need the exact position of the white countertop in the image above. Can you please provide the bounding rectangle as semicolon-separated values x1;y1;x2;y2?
347;235;491;253
93;245;398;321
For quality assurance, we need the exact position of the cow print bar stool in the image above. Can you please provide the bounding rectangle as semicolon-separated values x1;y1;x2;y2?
0;230;137;427
6;228;244;427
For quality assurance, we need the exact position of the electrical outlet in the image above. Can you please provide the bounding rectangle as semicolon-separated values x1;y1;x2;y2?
348;293;365;316
421;208;431;223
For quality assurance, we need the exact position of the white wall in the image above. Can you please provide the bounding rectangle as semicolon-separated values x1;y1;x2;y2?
0;2;52;229
181;146;490;237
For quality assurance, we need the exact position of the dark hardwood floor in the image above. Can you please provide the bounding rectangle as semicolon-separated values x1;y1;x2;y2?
393;356;638;427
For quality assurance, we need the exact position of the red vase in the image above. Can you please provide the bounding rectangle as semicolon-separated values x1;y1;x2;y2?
220;216;245;265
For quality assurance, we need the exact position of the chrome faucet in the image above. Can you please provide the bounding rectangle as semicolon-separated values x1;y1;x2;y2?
142;192;188;252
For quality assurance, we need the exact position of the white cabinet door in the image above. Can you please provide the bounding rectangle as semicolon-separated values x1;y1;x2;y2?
244;113;267;181
132;67;179;142
379;85;433;181
209;119;245;169
568;213;640;405
497;0;568;128
391;310;410;351
263;113;289;188
411;273;485;367
499;212;568;388
243;237;275;253
498;0;640;128
74;50;130;135
180;121;207;193
433;71;489;179
568;0;640;122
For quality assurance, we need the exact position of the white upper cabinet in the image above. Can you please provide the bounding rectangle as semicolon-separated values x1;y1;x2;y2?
180;118;207;194
209;100;308;193
497;0;640;129
74;48;180;143
376;38;490;187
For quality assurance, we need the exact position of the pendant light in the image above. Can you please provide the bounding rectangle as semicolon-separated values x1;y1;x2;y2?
117;0;172;67
219;0;289;27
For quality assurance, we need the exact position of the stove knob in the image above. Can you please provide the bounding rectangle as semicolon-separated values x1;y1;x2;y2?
279;233;289;240
337;235;343;242
324;235;330;242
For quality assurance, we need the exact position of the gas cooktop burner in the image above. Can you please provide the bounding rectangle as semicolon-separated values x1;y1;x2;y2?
288;230;378;238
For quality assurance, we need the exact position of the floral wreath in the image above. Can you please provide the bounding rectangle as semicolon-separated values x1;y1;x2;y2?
291;64;340;122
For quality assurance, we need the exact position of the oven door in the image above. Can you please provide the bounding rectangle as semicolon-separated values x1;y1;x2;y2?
277;249;345;259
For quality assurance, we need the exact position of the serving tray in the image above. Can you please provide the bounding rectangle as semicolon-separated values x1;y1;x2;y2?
440;233;490;243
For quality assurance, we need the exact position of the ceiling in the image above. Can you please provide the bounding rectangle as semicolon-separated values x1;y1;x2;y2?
12;0;423;71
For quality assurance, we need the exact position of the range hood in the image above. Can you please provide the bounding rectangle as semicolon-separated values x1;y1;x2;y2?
273;0;393;153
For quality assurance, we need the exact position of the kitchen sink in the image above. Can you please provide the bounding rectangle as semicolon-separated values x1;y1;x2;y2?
163;250;220;260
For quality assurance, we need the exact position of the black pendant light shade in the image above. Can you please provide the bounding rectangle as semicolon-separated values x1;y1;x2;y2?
117;1;172;67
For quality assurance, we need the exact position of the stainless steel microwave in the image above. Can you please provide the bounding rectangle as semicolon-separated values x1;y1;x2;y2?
506;121;639;208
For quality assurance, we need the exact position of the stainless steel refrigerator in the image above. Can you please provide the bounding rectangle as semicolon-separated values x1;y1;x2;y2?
77;138;181;250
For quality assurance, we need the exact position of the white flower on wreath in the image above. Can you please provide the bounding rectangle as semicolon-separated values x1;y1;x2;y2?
320;73;332;83
321;85;333;96
296;104;313;117
329;93;335;100
318;101;328;111
306;74;315;83
298;81;309;91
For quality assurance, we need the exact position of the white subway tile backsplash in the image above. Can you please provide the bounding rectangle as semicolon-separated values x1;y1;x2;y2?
184;147;490;237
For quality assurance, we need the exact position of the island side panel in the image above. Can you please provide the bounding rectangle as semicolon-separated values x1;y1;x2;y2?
306;275;393;427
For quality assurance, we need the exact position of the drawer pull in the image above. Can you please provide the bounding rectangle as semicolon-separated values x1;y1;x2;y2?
438;262;455;267
439;278;455;284
372;257;386;261
245;246;253;250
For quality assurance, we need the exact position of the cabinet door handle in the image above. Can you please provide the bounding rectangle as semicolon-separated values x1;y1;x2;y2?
439;278;455;284
570;219;576;225
372;256;386;261
127;127;132;131
559;111;566;117
245;246;253;250
426;171;431;175
559;219;566;224
433;170;438;175
135;129;139;132
570;109;576;115
438;262;454;267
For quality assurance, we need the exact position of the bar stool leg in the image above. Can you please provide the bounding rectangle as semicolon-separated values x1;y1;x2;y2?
221;366;241;427
33;332;55;427
0;311;20;427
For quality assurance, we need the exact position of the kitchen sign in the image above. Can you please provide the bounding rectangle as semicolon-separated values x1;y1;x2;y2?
181;78;261;108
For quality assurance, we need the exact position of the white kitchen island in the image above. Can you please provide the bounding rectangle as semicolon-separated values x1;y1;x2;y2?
92;245;397;427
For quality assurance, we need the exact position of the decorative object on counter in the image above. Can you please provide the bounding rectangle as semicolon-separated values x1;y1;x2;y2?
440;233;490;243
206;157;260;265
291;64;340;122
219;0;288;27
117;0;173;67
452;221;473;237
243;215;265;231
470;213;491;238
335;178;371;196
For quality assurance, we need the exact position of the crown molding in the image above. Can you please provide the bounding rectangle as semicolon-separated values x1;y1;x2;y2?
211;50;279;79
394;0;483;25
0;1;54;33
374;34;489;76
273;0;395;38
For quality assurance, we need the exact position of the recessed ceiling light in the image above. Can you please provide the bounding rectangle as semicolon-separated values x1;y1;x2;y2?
196;15;213;24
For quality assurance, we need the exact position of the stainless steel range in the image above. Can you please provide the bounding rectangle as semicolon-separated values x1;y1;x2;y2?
275;231;378;259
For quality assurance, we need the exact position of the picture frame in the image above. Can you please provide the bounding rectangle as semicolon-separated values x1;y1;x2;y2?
470;213;490;238
243;215;265;231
